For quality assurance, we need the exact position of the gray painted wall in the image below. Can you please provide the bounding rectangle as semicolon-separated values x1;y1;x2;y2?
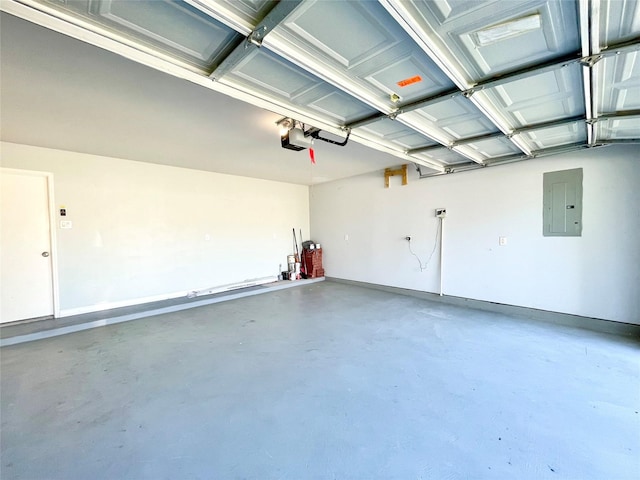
309;145;640;324
1;142;309;316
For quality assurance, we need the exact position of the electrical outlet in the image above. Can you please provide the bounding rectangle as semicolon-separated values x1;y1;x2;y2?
405;236;411;241
436;208;447;218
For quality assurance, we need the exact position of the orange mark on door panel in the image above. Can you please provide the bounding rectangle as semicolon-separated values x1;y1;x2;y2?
397;75;422;87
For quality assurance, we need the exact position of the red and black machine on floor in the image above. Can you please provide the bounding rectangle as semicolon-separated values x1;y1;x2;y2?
301;240;324;279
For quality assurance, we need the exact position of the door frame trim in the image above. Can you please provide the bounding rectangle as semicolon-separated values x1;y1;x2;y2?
1;168;60;318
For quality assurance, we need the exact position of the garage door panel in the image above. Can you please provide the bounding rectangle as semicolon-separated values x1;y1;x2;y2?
520;121;586;150
479;65;585;127
401;97;497;141
35;0;241;71
465;137;523;159
223;49;376;124
413;147;471;166
597;117;640;140
382;0;579;82
267;0;455;111
357;118;436;151
598;52;640;113
599;0;640;46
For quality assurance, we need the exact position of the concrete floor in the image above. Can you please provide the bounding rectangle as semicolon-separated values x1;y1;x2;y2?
1;281;638;479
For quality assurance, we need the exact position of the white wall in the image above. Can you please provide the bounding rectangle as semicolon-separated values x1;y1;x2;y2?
1;142;309;316
310;145;640;324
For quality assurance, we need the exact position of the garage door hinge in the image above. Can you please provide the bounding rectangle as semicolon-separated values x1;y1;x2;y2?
247;26;267;47
580;54;603;67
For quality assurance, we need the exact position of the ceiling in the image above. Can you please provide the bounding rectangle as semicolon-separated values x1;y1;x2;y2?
1;0;638;185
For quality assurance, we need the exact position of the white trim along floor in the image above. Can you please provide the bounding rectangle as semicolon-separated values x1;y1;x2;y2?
0;278;324;347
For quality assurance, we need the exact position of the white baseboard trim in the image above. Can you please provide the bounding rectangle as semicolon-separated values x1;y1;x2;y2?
58;276;279;318
188;276;277;298
2;278;324;347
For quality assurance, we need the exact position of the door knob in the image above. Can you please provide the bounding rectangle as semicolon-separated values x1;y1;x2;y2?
41;252;50;257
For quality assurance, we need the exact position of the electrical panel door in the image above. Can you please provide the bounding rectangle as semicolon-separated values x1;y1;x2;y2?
543;168;583;237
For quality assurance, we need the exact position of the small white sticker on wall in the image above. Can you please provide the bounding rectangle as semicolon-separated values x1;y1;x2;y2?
60;220;73;229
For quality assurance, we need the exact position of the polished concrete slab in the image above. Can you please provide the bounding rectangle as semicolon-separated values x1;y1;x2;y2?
1;281;639;479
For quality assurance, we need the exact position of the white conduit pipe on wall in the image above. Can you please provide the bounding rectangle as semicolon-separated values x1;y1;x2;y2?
439;217;444;296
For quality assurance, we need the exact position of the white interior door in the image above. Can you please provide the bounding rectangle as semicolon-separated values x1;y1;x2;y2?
1;169;55;323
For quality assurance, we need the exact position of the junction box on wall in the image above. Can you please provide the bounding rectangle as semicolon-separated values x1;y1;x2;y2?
436;208;447;218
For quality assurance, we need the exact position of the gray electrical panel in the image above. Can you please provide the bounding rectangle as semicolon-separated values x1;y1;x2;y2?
543;168;583;237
